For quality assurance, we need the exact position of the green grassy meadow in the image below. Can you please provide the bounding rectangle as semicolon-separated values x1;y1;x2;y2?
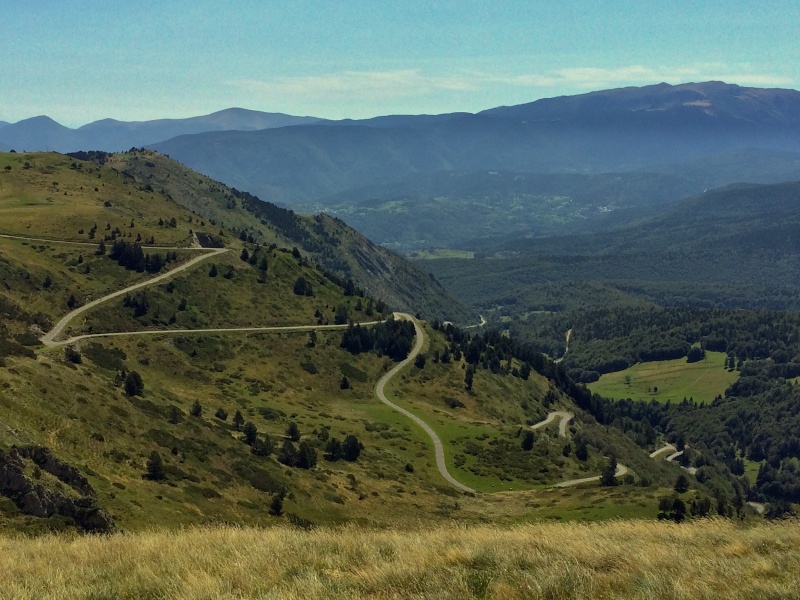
587;351;739;403
744;458;763;485
408;248;475;260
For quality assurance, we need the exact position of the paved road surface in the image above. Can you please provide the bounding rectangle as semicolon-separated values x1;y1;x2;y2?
649;444;677;458
554;328;573;364
0;232;204;251
374;313;476;493
531;411;573;437
56;321;383;346
40;248;228;345
552;463;629;488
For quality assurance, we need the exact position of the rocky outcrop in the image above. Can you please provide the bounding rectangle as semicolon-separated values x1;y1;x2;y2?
14;446;96;496
0;446;114;532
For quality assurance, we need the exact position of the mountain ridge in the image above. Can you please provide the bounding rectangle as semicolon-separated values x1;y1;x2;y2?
146;82;800;206
481;81;800;124
0;108;322;153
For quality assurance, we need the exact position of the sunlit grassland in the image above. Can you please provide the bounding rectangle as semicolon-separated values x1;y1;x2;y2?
408;248;475;259
0;152;195;245
744;457;763;485
0;236;199;332
587;351;738;403
63;247;372;338
2;519;798;599
1;326;461;530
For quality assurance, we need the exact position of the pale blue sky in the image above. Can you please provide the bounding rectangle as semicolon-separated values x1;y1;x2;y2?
2;1;798;126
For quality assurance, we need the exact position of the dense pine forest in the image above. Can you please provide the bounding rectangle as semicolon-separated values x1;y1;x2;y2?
425;315;800;513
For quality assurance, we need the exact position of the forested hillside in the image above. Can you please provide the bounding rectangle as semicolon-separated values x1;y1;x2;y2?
420;177;800;514
99;150;476;323
426;180;800;317
3;150;728;534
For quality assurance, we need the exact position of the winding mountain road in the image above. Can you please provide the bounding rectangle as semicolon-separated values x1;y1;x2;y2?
531;410;573;437
20;232;380;347
554;328;573;364
375;314;476;494
650;443;698;475
463;314;487;330
55;321;383;346
649;444;677;459
40;248;228;346
0;232;207;251
376;316;633;492
13;232;638;495
551;463;629;488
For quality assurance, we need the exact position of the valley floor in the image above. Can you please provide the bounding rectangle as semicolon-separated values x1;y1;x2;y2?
2;519;798;599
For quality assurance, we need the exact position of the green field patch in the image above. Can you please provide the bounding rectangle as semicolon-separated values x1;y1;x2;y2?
744;458;762;485
408;248;475;260
587;351;738;404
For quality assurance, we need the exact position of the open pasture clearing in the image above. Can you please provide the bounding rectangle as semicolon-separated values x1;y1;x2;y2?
588;351;738;403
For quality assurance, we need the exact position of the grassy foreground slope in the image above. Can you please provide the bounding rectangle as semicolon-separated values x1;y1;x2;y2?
3;519;799;599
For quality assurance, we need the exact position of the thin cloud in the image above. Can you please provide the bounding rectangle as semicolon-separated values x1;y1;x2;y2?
493;65;794;89
231;70;477;101
229;65;794;103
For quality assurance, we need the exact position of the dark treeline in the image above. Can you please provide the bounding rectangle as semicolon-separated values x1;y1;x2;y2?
341;319;416;361
576;380;800;506
430;318;799;509
516;306;800;382
231;188;347;269
107;240;175;274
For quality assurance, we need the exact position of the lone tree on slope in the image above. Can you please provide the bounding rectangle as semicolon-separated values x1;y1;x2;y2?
600;455;618;486
144;451;165;481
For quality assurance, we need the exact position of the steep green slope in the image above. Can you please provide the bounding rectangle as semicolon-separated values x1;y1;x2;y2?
106;150;476;324
1;151;699;533
425;180;800;316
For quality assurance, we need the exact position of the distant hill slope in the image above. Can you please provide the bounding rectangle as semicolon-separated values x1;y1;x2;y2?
481;81;800;124
150;82;800;207
0;109;321;153
637;147;800;189
425;180;800;313
497;180;800;258
294;149;800;253
104;151;476;323
152;124;457;204
297;170;702;252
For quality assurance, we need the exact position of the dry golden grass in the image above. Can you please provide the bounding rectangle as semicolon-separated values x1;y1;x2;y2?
2;519;798;599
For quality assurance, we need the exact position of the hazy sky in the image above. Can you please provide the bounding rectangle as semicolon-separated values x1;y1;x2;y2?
2;1;798;127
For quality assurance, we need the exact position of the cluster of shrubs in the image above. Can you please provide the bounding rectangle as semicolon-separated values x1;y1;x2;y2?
341;318;416;360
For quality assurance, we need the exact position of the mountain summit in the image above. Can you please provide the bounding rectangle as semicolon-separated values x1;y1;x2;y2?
0;109;321;153
149;81;800;205
482;81;800;124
